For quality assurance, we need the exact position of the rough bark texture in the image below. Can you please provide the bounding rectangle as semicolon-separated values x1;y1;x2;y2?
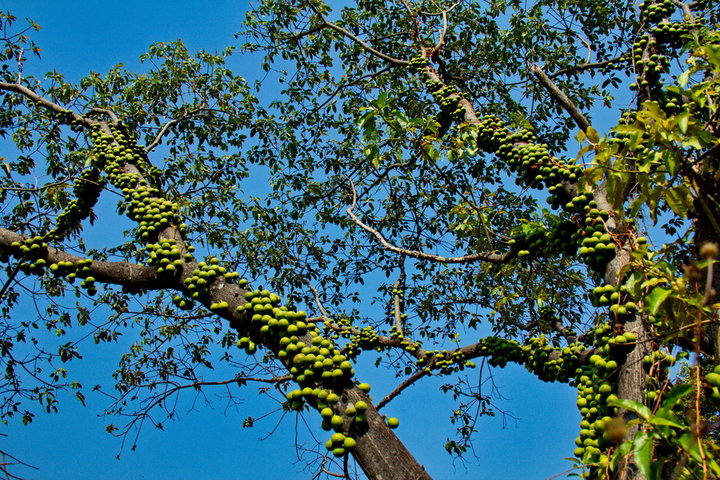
595;187;650;480
343;389;433;480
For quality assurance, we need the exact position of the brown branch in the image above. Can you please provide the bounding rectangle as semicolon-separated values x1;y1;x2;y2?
88;107;119;125
530;64;591;132
0;81;98;128
549;53;631;78
346;180;514;264
146;105;207;152
392;264;406;335
308;5;409;66
0;227;163;290
375;368;427;410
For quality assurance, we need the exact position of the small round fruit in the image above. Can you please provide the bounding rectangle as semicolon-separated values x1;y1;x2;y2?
386;417;400;429
331;415;344;429
357;383;371;393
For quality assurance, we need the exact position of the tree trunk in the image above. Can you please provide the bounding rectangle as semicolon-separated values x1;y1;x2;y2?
343;389;433;480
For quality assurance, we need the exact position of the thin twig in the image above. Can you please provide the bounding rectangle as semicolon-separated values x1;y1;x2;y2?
376;368;428;410
549;53;631;78
345;179;514;264
308;5;409;66
146;105;206;152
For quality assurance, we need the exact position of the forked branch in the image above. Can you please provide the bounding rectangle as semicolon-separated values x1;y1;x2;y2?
345;180;514;264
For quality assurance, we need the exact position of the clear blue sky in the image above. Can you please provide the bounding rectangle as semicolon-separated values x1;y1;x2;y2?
2;2;580;479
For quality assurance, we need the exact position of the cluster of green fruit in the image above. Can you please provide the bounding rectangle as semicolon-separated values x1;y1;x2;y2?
639;0;676;24
389;328;422;354
86;130;182;243
704;365;720;401
571;324;621;460
629;34;665;92
408;56;466;122
476;115;586;193
332;322;381;358
144;238;194;275
47;167;105;242
641;349;677;403
475;337;525;368
501;139;583;191
570;204;617;272
651;21;695;49
416;349;476;375
9;236;48;275
6;237;95;288
589;283;639;320
89;127;153;186
522;336;584;383
124;184;184;241
287;382;374;457
183;257;229;299
510;218;581;260
10;237;97;294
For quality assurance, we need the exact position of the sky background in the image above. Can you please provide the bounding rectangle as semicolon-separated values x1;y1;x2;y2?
2;1;581;479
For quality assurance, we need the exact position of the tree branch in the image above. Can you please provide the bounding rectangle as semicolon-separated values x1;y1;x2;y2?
346;180;514;264
308;5;409;66
88;107;119;125
0;81;98;128
375;368;427;410
0;227;163;290
530;64;591;132
145;105;206;152
548;53;631;78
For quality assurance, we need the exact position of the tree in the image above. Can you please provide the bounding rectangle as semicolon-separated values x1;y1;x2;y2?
1;0;720;478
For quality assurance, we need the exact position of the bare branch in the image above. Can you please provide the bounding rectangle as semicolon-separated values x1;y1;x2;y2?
88;107;119;125
392;262;406;335
530;64;591;133
549;53;631;78
431;5;449;56
308;5;409;66
376;368;427;410
0;81;98;128
345;180;514;264
146;105;207;152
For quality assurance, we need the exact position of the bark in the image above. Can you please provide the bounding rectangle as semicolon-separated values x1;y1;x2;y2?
595;187;650;480
343;389;433;480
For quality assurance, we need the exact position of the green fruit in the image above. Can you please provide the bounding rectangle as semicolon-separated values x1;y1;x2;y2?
706;373;720;387
354;401;368;412
357;383;371;393
343;437;356;449
387;417;400;429
321;407;334;418
332;447;345;457
331;415;344;430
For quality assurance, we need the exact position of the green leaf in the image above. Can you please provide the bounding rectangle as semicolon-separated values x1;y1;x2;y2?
633;431;654;480
585;126;600;144
645;287;672;315
676;111;691;134
665;184;692;218
678;69;692;88
607;397;651;421
648;416;683;428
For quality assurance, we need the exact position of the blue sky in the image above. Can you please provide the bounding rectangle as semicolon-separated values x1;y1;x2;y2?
2;1;581;479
